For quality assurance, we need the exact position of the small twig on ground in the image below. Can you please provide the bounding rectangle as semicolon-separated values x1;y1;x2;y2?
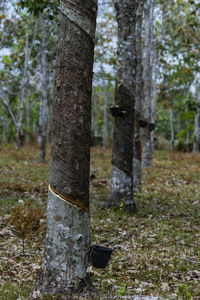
103;233;126;247
193;242;200;246
175;256;200;265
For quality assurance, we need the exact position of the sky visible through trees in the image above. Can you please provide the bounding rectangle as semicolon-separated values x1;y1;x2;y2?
0;0;200;152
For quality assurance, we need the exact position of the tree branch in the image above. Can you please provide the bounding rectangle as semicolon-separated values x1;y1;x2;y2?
0;96;17;129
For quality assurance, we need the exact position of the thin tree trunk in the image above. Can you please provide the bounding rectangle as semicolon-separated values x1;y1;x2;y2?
26;97;30;130
16;24;37;149
38;15;49;162
102;89;108;149
193;88;200;152
102;68;108;149
170;109;175;152
150;84;156;151
185;105;190;152
16;31;29;149
109;0;137;212
193;108;199;152
150;1;156;154
133;0;145;193
142;0;153;167
36;0;97;296
186;127;190;152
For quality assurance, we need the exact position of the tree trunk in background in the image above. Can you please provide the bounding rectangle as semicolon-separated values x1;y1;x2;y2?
102;89;108;149
36;0;97;296
38;15;49;162
151;81;156;151
16;24;37;149
170;109;174;152
150;1;156;153
193;89;200;152
133;0;145;193
186;109;190;152
142;0;153;167
16;32;29;149
102;71;108;149
186;128;190;151
109;0;137;212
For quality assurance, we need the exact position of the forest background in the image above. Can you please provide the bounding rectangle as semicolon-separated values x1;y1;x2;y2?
0;0;200;152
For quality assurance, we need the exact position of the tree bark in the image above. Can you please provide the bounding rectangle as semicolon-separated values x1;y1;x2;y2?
193;88;200;152
38;15;49;162
102;89;108;149
170;108;175;152
102;69;108;149
133;0;145;193
150;1;156;154
142;0;153;167
16;24;37;149
36;0;97;296
109;0;137;212
186;110;190;152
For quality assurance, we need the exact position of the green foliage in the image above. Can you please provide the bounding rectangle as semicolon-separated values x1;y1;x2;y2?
92;81;114;138
0;1;57;144
119;284;126;295
155;0;200;146
18;0;59;19
178;284;193;299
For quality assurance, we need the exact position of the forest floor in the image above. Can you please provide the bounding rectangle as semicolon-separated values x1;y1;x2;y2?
0;144;200;299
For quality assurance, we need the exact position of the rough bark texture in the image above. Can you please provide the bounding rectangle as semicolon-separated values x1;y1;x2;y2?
36;188;91;294
38;15;49;162
50;0;97;208
142;0;153;168
133;0;145;193
36;0;97;295
109;0;137;212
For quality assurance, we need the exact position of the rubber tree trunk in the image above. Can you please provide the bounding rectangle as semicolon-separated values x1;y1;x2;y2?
102;90;108;149
102;70;108;149
16;24;37;149
16;32;29;150
35;0;97;296
170;108;175;152
109;0;137;212
133;0;145;193
150;1;156;153
38;15;49;162
186;129;190;152
186;107;190;152
193;90;200;152
142;0;153;167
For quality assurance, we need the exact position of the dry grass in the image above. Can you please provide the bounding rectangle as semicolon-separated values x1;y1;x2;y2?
0;145;200;299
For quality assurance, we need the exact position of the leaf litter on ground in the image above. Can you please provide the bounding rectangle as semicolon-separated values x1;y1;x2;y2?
0;145;200;299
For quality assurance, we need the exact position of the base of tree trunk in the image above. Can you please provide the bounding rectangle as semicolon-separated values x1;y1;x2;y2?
35;187;93;296
132;157;142;193
109;165;136;213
